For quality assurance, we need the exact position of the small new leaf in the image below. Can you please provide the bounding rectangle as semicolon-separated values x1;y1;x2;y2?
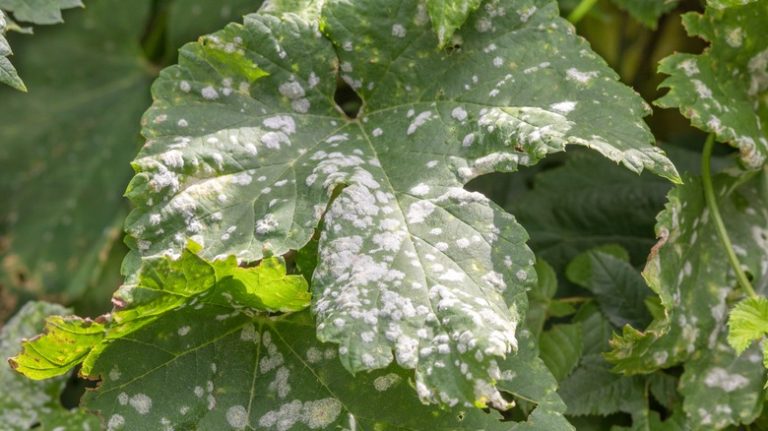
10;246;310;380
728;296;768;363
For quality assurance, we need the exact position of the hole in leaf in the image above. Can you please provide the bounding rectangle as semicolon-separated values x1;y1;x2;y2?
334;77;362;118
60;366;98;409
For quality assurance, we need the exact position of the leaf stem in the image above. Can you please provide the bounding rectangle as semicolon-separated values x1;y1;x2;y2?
701;134;756;298
567;0;599;24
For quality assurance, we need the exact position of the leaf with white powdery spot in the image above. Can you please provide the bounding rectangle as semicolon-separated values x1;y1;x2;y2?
125;0;678;409
656;1;768;169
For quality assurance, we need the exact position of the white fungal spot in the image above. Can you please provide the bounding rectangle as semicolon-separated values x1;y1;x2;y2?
550;101;577;114
178;326;191;336
226;405;249;429
565;68;598;84
373;373;402;392
704;368;750;392
201;86;219;100
391;23;406;38
407;111;432;135
409;183;430;196
451;107;468;121
129;393;152;415
107;414;125;431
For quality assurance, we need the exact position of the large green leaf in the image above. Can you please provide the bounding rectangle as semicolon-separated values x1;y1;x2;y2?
0;301;98;430
656;1;768;169
12;248;572;430
125;0;677;408
607;168;768;428
0;0;153;310
607;169;768;373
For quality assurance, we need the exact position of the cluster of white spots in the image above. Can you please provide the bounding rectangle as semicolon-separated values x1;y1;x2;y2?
269;367;292;399
177;325;191;336
258;398;342;430
565;68;598;84
677;58;700;77
308;72;319;89
128;393;153;415
391;23;406;38
201;86;219;100
256;214;279;235
406;201;436;224
703;367;750;392
523;62;550;74
550;101;577;114
407;111;433;135
226;405;249;429
260;331;285;374
451;106;468;122
278;79;310;113
240;323;260;342
517;5;537;22
373;373;402;391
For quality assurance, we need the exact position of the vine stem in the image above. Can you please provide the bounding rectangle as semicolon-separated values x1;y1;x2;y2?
701;134;757;298
567;0;599;24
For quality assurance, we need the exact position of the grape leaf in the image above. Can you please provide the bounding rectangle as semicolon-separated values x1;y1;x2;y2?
607;169;768;428
0;10;24;91
728;296;768;367
10;245;310;380
12;249;572;430
126;0;678;408
656;1;768;169
566;245;653;329
607;169;768;373
0;301;98;430
0;0;154;307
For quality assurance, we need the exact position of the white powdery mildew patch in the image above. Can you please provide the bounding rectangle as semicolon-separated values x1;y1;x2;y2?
407;111;433;135
226;405;248;429
373;373;402;391
258;398;342;431
128;393;152;415
704;367;750;392
565;68;599;84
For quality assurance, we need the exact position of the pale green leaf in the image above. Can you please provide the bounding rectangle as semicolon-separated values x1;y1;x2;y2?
656;1;768;169
10;246;310;380
526;259;558;339
126;0;678;408
727;296;768;356
427;0;484;47
0;301;99;430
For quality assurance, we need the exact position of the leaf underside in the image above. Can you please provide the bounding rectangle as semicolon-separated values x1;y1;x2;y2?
125;0;676;409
